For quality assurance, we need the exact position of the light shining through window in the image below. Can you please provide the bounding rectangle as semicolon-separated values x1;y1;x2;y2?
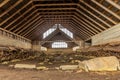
59;26;73;38
43;24;73;39
43;24;57;39
52;42;68;48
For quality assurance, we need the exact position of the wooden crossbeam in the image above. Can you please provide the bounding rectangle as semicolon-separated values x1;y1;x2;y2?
0;0;9;7
18;15;42;34
71;18;96;35
70;19;93;37
35;3;77;6
106;0;120;10
37;7;107;30
14;13;39;33
72;15;98;34
39;11;103;33
69;23;88;39
0;0;23;17
70;22;89;39
21;20;45;36
91;0;120;19
80;0;117;24
10;10;38;31
77;3;111;28
4;1;34;29
1;1;32;27
22;21;44;37
73;13;102;32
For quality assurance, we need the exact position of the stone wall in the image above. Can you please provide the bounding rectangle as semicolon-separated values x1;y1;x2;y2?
0;34;31;49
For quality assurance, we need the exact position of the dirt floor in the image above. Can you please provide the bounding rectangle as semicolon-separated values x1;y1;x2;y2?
0;65;119;80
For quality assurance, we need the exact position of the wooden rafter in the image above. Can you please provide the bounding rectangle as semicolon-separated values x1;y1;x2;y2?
18;16;42;34
77;3;111;28
10;10;38;31
23;21;45;37
91;0;120;19
0;0;23;17
71;20;93;37
0;0;9;7
106;0;120;10
80;0;117;24
13;13;39;33
4;1;34;29
1;1;32;27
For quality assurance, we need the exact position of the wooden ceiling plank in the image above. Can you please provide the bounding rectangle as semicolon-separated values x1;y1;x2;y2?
41;12;102;33
0;0;9;7
106;0;120;10
80;0;117;24
91;0;120;19
35;3;77;6
74;12;102;32
40;12;102;32
72;18;96;35
1;1;32;27
23;21;44;37
71;20;93;37
26;22;54;39
37;7;107;30
75;8;106;31
69;23;87;39
13;13;39;33
4;4;35;29
73;15;98;34
10;10;38;31
77;3;111;28
17;15;42;34
26;22;47;38
0;0;23;17
27;21;85;40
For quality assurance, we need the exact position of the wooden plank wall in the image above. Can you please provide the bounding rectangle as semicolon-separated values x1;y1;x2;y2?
92;23;120;45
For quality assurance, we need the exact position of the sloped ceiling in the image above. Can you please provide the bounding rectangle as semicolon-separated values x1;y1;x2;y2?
0;0;120;41
42;31;78;48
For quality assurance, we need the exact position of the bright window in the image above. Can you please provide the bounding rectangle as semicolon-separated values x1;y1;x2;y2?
43;24;57;39
43;24;73;39
59;24;73;38
52;42;68;48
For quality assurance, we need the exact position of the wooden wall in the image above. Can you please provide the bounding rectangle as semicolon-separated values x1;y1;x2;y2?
92;23;120;45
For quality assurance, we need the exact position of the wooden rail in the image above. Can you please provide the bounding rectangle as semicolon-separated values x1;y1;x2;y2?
0;28;31;43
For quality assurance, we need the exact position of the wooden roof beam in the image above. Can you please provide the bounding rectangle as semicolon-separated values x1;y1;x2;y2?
39;11;103;32
80;0;117;24
75;8;106;31
1;1;32;27
71;17;96;35
37;8;107;30
77;3;111;28
106;0;120;10
26;22;48;38
72;15;98;34
4;2;34;29
0;0;10;7
0;0;23;17
91;0;120;19
23;21;45;37
71;20;93;37
35;3;77;6
68;23;87;40
70;22;90;39
14;13;39;33
73;12;102;32
16;16;41;34
10;10;38;31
